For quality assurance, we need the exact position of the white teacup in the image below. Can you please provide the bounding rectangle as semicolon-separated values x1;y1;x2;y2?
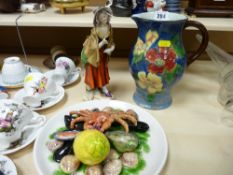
55;56;76;75
52;56;76;86
1;56;27;85
0;99;46;150
50;68;68;86
23;72;59;107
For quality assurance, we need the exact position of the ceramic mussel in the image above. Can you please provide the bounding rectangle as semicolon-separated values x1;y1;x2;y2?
105;130;139;153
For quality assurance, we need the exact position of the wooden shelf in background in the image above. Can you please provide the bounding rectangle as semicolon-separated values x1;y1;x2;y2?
0;6;233;31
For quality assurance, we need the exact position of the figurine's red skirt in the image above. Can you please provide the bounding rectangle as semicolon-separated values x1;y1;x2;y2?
85;49;110;89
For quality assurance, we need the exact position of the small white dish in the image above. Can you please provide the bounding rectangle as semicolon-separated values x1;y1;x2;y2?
0;87;9;100
0;92;8;100
45;67;81;86
0;155;17;175
0;65;41;89
0;112;46;155
33;100;168;175
20;3;46;13
14;86;65;111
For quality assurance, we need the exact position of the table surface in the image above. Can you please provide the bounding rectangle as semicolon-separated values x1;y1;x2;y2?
1;55;233;175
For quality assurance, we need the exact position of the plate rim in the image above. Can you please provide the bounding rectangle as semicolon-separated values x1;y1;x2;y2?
64;67;81;87
0;155;17;175
0;112;46;155
33;100;168;175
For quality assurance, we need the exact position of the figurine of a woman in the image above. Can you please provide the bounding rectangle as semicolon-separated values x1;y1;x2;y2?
81;7;115;100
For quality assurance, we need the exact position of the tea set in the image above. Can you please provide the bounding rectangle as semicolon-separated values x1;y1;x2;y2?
0;54;78;156
0;55;80;110
0;99;46;152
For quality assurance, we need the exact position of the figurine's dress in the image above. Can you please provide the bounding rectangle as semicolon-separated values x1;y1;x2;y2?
81;27;114;89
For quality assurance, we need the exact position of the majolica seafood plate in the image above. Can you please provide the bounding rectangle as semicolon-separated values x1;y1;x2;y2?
33;100;168;175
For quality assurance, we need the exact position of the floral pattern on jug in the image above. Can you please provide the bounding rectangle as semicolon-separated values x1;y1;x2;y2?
131;29;185;108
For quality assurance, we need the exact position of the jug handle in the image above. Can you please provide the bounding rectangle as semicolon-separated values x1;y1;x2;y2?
184;20;209;65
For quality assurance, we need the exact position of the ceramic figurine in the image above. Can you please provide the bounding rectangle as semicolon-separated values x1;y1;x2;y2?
132;0;165;14
145;0;166;12
106;0;133;17
81;7;115;100
132;0;146;14
129;11;209;109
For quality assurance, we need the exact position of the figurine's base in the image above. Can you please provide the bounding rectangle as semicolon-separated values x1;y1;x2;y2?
83;89;114;101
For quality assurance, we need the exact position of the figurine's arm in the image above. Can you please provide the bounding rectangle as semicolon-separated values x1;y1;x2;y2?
104;44;115;55
99;38;108;48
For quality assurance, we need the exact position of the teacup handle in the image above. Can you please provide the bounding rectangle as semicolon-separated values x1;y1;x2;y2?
22;115;46;132
184;20;209;65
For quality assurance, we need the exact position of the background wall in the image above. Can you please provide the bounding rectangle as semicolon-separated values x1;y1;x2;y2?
0;0;232;61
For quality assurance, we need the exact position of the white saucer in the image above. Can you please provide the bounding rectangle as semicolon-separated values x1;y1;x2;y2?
0;155;17;175
44;67;81;87
13;86;65;111
0;65;41;89
0;112;46;155
0;90;9;100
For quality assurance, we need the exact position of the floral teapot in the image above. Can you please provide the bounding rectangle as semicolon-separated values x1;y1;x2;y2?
129;11;209;109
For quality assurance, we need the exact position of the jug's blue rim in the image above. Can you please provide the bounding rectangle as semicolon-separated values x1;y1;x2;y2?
131;11;187;23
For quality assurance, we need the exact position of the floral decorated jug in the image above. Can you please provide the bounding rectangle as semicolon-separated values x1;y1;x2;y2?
129;11;209;109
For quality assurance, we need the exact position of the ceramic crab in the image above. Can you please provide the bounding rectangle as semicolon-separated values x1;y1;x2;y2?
70;109;137;133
